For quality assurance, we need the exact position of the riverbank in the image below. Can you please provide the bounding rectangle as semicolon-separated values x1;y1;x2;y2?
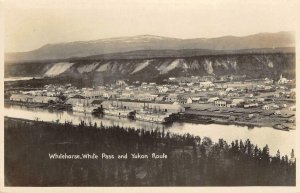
184;105;296;130
4;100;295;130
5;100;72;111
5;103;295;157
172;112;294;130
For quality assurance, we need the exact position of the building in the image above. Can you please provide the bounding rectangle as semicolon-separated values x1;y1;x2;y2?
134;93;158;101
84;89;103;99
26;90;44;96
120;91;135;99
215;99;231;107
186;97;193;104
102;91;118;99
262;105;270;110
248;114;255;118
32;96;59;104
165;94;179;102
101;100;185;114
10;94;59;104
66;95;86;106
46;91;60;97
191;97;201;103
10;94;32;102
218;91;227;97
208;97;219;103
116;80;127;87
244;103;258;108
232;98;245;106
157;86;169;93
177;96;192;104
289;105;296;111
274;110;282;115
278;74;289;85
200;81;214;88
155;95;166;102
257;98;265;102
227;93;239;97
270;104;280;110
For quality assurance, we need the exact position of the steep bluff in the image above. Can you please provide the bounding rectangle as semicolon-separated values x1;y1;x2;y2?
5;53;295;84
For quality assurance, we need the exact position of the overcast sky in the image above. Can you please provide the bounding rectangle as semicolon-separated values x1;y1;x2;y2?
4;0;299;52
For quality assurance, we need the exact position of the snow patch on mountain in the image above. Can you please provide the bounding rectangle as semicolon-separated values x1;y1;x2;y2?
96;62;110;72
181;59;189;69
266;57;274;68
223;61;229;70
158;59;183;74
203;60;213;74
230;60;237;70
156;60;171;72
131;60;152;74
44;62;73;77
267;62;274;68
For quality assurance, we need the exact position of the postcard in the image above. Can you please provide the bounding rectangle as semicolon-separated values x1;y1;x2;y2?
1;0;299;192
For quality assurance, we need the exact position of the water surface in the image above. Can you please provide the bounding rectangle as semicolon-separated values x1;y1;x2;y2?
4;104;295;156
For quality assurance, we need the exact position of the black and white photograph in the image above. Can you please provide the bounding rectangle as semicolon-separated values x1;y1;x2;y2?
1;0;299;191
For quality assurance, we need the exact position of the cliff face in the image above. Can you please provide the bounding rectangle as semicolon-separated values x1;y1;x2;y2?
5;53;295;84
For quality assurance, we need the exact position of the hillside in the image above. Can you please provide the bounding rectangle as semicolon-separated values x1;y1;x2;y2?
5;31;295;62
5;52;295;85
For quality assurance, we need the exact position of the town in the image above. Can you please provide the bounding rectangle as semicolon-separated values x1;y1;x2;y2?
5;74;296;130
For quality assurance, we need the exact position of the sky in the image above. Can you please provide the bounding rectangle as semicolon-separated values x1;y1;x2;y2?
4;0;300;52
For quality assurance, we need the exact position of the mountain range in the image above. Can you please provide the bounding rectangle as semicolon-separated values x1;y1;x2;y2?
5;31;295;62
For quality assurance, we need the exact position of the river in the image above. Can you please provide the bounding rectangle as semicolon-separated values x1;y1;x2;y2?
4;104;295;156
4;77;42;82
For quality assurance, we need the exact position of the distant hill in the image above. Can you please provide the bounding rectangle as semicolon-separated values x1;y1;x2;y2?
76;47;294;60
5;31;295;62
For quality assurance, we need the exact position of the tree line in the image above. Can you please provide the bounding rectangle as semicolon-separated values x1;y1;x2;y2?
5;117;295;186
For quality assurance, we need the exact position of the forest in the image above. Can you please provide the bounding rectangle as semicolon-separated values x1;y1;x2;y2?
5;117;295;186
